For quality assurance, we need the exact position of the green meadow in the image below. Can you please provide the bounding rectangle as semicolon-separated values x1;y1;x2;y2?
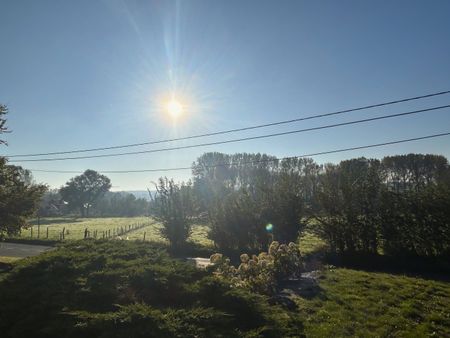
12;217;213;248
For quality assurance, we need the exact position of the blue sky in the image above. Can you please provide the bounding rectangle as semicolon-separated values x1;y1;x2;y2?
1;0;449;190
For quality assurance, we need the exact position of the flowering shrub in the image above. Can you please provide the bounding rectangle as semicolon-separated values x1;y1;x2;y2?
210;241;303;294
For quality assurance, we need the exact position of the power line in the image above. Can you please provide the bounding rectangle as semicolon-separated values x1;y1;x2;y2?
8;104;450;162
6;89;450;158
28;131;450;173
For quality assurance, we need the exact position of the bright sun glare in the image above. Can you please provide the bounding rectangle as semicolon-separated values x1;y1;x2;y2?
167;99;183;119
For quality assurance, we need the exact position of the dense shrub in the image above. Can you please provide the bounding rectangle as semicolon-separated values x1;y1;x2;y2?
380;185;450;256
313;154;450;257
0;240;301;338
208;189;269;251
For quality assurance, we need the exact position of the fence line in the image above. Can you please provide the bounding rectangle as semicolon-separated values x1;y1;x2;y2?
20;221;156;241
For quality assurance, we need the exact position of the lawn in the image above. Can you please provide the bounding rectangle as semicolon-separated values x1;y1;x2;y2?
295;268;450;337
294;232;450;337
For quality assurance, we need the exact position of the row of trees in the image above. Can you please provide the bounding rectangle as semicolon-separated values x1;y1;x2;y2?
316;155;450;256
1;104;449;257
150;152;450;257
40;186;149;218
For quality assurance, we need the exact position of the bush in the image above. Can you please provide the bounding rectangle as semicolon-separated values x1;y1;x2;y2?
208;189;268;252
210;241;303;295
0;240;301;337
150;178;193;248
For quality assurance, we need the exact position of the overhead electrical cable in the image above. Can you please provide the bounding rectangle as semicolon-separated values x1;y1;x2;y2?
5;89;450;158
8;104;450;162
28;131;450;173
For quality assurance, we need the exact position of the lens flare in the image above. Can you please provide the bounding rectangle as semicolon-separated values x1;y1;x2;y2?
265;223;273;232
167;99;183;119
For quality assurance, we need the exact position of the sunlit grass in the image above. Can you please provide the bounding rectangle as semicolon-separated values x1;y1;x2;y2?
0;256;21;264
298;231;327;255
16;217;150;240
13;217;214;248
295;268;450;337
126;221;214;248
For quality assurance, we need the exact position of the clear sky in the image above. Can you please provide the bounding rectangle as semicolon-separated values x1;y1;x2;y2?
1;0;450;190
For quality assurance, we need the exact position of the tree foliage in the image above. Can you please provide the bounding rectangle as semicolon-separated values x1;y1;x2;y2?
0;105;46;237
314;159;381;253
192;153;315;251
189;152;449;257
314;154;450;257
38;190;148;217
150;178;193;248
93;191;148;217
0;104;9;145
59;170;111;217
0;158;47;238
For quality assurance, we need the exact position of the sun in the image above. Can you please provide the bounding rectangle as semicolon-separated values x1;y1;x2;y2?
167;99;183;119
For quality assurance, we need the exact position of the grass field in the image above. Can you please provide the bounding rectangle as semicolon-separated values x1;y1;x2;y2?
16;217;151;240
12;217;214;248
126;222;213;247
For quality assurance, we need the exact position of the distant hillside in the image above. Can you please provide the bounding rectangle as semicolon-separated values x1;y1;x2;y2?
122;190;155;201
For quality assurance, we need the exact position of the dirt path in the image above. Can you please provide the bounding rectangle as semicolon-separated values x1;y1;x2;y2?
0;242;53;258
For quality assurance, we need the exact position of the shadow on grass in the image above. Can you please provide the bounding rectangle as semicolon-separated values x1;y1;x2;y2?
280;276;326;301
168;242;215;258
0;262;13;274
3;238;59;246
324;252;450;282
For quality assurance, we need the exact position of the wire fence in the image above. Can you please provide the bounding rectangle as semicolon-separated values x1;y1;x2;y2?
19;222;154;241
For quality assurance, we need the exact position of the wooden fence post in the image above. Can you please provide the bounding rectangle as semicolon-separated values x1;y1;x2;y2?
46;227;49;239
31;226;33;238
143;232;146;241
37;218;40;239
